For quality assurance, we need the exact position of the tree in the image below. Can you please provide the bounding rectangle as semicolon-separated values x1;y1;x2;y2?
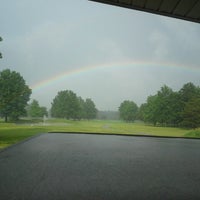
0;36;2;59
119;100;138;122
27;100;41;117
155;85;180;126
179;82;200;103
177;82;200;126
142;85;182;127
181;98;200;129
137;103;147;121
84;98;97;120
142;95;159;126
0;69;32;122
51;90;80;120
138;82;200;128
166;91;183;126
40;106;48;117
27;99;48;118
77;97;86;120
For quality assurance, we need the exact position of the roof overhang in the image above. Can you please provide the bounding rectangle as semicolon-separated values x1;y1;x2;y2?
89;0;200;23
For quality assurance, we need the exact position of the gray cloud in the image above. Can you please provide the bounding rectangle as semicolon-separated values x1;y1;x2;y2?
1;0;200;110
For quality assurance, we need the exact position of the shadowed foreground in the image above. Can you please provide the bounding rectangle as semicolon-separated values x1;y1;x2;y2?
0;133;200;200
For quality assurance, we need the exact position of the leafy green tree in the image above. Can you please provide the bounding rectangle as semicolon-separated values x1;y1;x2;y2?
178;82;200;126
77;97;86;120
0;36;2;59
166;91;183;126
143;86;182;126
181;98;200;129
140;82;200;128
156;85;180;126
84;98;97;120
143;95;159;126
51;90;80;120
0;69;31;122
179;82;200;103
27;99;48;118
137;103;147;121
51;91;65;118
27;100;41;117
40;106;48;117
119;100;138;122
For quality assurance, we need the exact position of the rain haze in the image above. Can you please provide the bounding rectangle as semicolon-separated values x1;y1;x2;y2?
1;0;200;111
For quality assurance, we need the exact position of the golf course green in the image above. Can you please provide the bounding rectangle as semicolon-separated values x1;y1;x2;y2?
0;119;199;149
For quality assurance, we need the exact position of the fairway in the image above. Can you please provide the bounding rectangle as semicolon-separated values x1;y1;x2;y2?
0;119;199;149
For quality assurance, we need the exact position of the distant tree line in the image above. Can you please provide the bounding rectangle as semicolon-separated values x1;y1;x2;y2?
51;90;98;120
97;111;120;120
27;91;98;120
1;68;200;128
119;82;200;128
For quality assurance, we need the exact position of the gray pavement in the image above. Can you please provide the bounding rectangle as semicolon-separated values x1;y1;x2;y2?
0;133;200;200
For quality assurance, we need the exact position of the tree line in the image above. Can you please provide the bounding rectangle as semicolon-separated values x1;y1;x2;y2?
0;69;97;121
119;83;200;128
0;68;200;128
27;91;98;120
50;90;97;120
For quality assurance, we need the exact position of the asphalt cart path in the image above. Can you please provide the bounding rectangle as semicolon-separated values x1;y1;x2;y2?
0;133;200;200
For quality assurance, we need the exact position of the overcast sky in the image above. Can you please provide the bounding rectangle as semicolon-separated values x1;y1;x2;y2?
1;0;200;111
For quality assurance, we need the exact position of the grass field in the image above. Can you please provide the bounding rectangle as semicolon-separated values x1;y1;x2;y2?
0;119;200;149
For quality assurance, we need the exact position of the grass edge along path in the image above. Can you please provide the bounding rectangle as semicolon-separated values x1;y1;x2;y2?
0;119;200;149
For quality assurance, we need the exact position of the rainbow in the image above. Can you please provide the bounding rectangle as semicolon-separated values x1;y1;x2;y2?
30;60;200;91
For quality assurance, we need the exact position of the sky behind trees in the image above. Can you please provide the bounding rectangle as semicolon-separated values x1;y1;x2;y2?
1;0;200;110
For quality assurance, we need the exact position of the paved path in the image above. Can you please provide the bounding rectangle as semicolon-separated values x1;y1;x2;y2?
0;133;200;200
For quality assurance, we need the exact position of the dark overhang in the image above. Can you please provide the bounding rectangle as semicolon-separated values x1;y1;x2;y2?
89;0;200;23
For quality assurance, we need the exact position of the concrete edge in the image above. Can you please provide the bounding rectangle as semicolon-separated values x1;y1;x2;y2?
48;131;200;140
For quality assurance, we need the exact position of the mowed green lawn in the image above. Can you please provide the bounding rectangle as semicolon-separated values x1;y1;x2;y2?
0;119;199;149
